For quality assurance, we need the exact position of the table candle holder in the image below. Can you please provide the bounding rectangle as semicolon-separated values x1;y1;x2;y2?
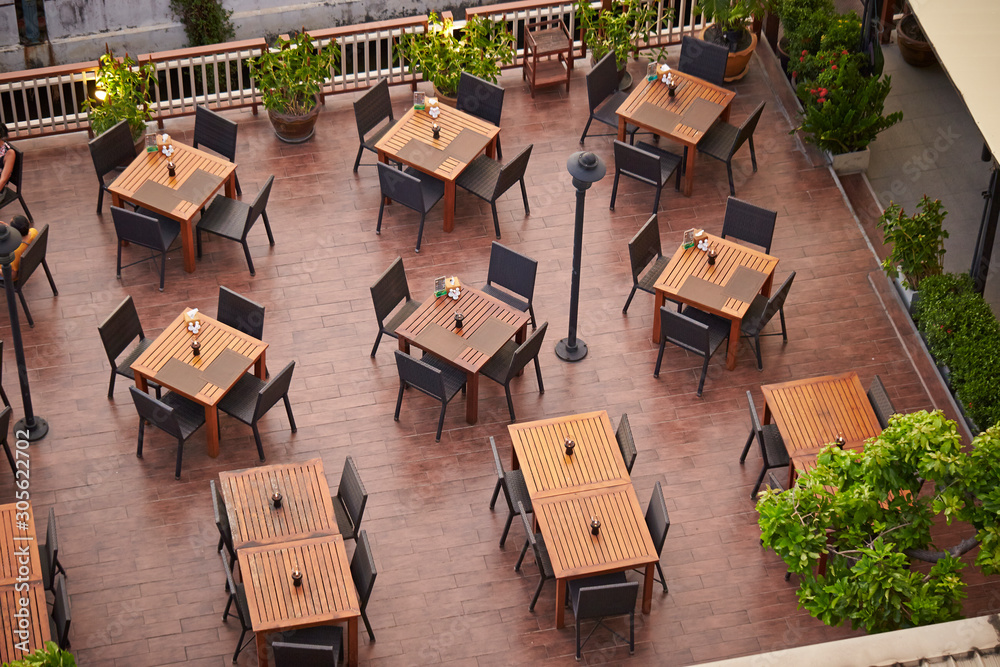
291;569;303;587
707;247;718;265
191;340;201;356
834;434;846;449
167;161;176;178
432;123;441;140
271;491;282;509
454;311;464;329
564;437;575;456
667;75;677;97
590;517;601;536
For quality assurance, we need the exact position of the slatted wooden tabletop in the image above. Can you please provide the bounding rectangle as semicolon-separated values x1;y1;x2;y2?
0;503;50;661
0;584;50;662
508;411;629;498
239;533;360;667
220;459;338;549
0;504;42;587
652;233;779;370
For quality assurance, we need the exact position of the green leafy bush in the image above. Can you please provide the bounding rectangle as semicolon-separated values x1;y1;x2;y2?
83;47;157;142
248;30;338;115
878;195;949;290
2;641;76;666
169;0;235;47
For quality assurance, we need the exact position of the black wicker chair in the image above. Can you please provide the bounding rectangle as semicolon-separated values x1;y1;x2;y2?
677;35;729;86
0;145;33;222
514;501;554;611
88;120;135;213
721;196;777;253
353;79;398;172
457;72;505;160
740;271;795;370
369;257;420;357
697;101;766;195
129;386;206;480
217;361;297;463
273;640;341;666
609;140;682;216
393;350;466;441
455;145;532;239
580;52;638;144
569;575;638;660
739;390;790;498
111;206;180;291
7;223;58;327
623;215;680;315
632;481;670;592
210;479;237;590
193;105;241;195
376;162;444;253
351;529;379;641
221;549;255;663
196;175;275;276
868;375;896;429
39;506;66;593
654;306;730;397
489;436;532;547
217;286;265;339
615;413;637;474
480;322;548;422
98;295;160;400
49;573;71;650
481;242;537;328
332;455;368;543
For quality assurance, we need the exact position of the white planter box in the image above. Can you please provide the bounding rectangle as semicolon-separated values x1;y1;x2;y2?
826;146;870;174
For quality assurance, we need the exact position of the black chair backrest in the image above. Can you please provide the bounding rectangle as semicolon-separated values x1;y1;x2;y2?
14;223;49;287
614;140;661;186
210;479;235;555
45;507;58;579
628;215;662;283
757;272;795;329
272;642;338;666
89;120;136;180
660;308;710;357
51;573;71;649
252;360;295;423
616;413;637;474
721;197;777;253
506;322;548;382
489;436;515;512
98;295;144;365
8;145;24;191
517;501;542;564
394;350;448;401
678;35;729;86
868;374;896;429
732;101;766;157
377;161;424;212
111;206;174;252
129;386;182;440
339;456;368;536
575;581;639;620
355;78;393;140
493;144;533;200
457;72;505;126
193;106;238;162
352;529;378;607
486;241;537;304
371;257;411;326
645;481;670;555
243;175;274;239
217;286;265;339
746;390;770;464
586;52;619;114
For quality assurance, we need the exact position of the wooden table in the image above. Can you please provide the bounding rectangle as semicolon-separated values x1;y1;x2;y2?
761;372;882;485
374;105;499;233
239;534;360;667
616;72;736;196
0;503;50;662
219;459;338;549
395;283;530;424
131;309;267;458
108;141;237;273
533;485;658;629
508;411;630;498
653;233;779;370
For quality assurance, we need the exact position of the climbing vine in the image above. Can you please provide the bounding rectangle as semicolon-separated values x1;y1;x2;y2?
169;0;235;47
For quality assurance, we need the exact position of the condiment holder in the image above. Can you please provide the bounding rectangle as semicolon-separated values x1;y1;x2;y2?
291;569;303;587
590;517;601;536
564;437;575;456
272;491;282;509
427;96;440;119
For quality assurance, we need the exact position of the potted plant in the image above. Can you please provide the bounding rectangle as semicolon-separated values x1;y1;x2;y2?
878;194;948;300
896;9;936;67
694;0;765;81
248;29;338;143
4;641;76;666
84;46;157;149
397;13;515;104
576;0;661;89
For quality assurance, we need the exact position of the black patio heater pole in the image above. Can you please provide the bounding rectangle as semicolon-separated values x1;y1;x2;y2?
0;226;47;441
556;151;606;362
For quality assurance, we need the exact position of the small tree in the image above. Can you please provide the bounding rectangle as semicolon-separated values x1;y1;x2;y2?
878;195;949;291
758;411;1000;633
84;46;157;142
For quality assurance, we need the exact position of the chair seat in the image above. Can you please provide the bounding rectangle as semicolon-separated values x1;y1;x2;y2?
594;91;633;131
634;141;683;183
505;469;533;515
333;496;354;537
479;338;517;384
363;118;400;152
115;338;154;380
422;355;468;401
637;256;671;294
135;207;182;240
697;121;739;160
403;166;445;213
197;196;251;241
217;372;265;425
384;298;421;339
0;187;19;207
481;283;530;314
680;306;731;356
161;391;208;440
762;424;790;467
456;155;501;200
568;571;629;603
740;293;769;336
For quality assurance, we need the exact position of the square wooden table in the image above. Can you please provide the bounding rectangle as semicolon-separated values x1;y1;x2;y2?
533;484;658;629
108;141;237;273
374;105;499;233
653;233;779;370
395;283;530;424
508;411;630;498
131;309;267;458
616;72;736;196
239;534;360;667
0;503;50;661
219;459;338;549
761;371;882;485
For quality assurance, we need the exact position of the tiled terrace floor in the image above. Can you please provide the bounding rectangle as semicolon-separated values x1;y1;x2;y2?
4;49;996;666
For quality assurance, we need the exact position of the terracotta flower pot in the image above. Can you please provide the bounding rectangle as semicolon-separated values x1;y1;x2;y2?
700;27;757;82
897;14;936;67
432;85;458;108
267;98;321;144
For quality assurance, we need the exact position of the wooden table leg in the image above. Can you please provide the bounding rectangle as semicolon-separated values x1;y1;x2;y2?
206;406;220;458
347;617;358;666
111;193;123;208
224;172;235;198
487;136;497;159
256;632;269;667
465;372;478;424
181;218;196;273
443;179;456;233
682;144;697;197
134;372;148;393
555;578;567;629
398;337;410;355
617;118;626;142
642;564;654;614
652;291;665;343
725;317;741;370
721;102;733;123
761;272;775;297
254;351;266;379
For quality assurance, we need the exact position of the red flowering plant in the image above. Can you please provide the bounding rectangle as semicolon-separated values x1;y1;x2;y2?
793;50;902;155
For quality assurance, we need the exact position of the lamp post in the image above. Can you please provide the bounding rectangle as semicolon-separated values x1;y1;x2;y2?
0;225;47;440
555;151;606;362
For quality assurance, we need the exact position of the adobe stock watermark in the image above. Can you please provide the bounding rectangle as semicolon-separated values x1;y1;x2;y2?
10;428;35;655
880;125;960;203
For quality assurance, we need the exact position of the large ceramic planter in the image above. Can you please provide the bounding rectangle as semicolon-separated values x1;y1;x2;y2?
432;85;458;108
700;27;757;82
897;14;937;67
267;101;320;144
826;146;870;174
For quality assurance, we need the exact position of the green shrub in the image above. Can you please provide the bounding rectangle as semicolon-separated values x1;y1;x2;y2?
3;641;76;666
169;0;235;47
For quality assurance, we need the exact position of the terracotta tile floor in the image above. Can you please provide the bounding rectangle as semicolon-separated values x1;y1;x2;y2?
4;52;994;666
